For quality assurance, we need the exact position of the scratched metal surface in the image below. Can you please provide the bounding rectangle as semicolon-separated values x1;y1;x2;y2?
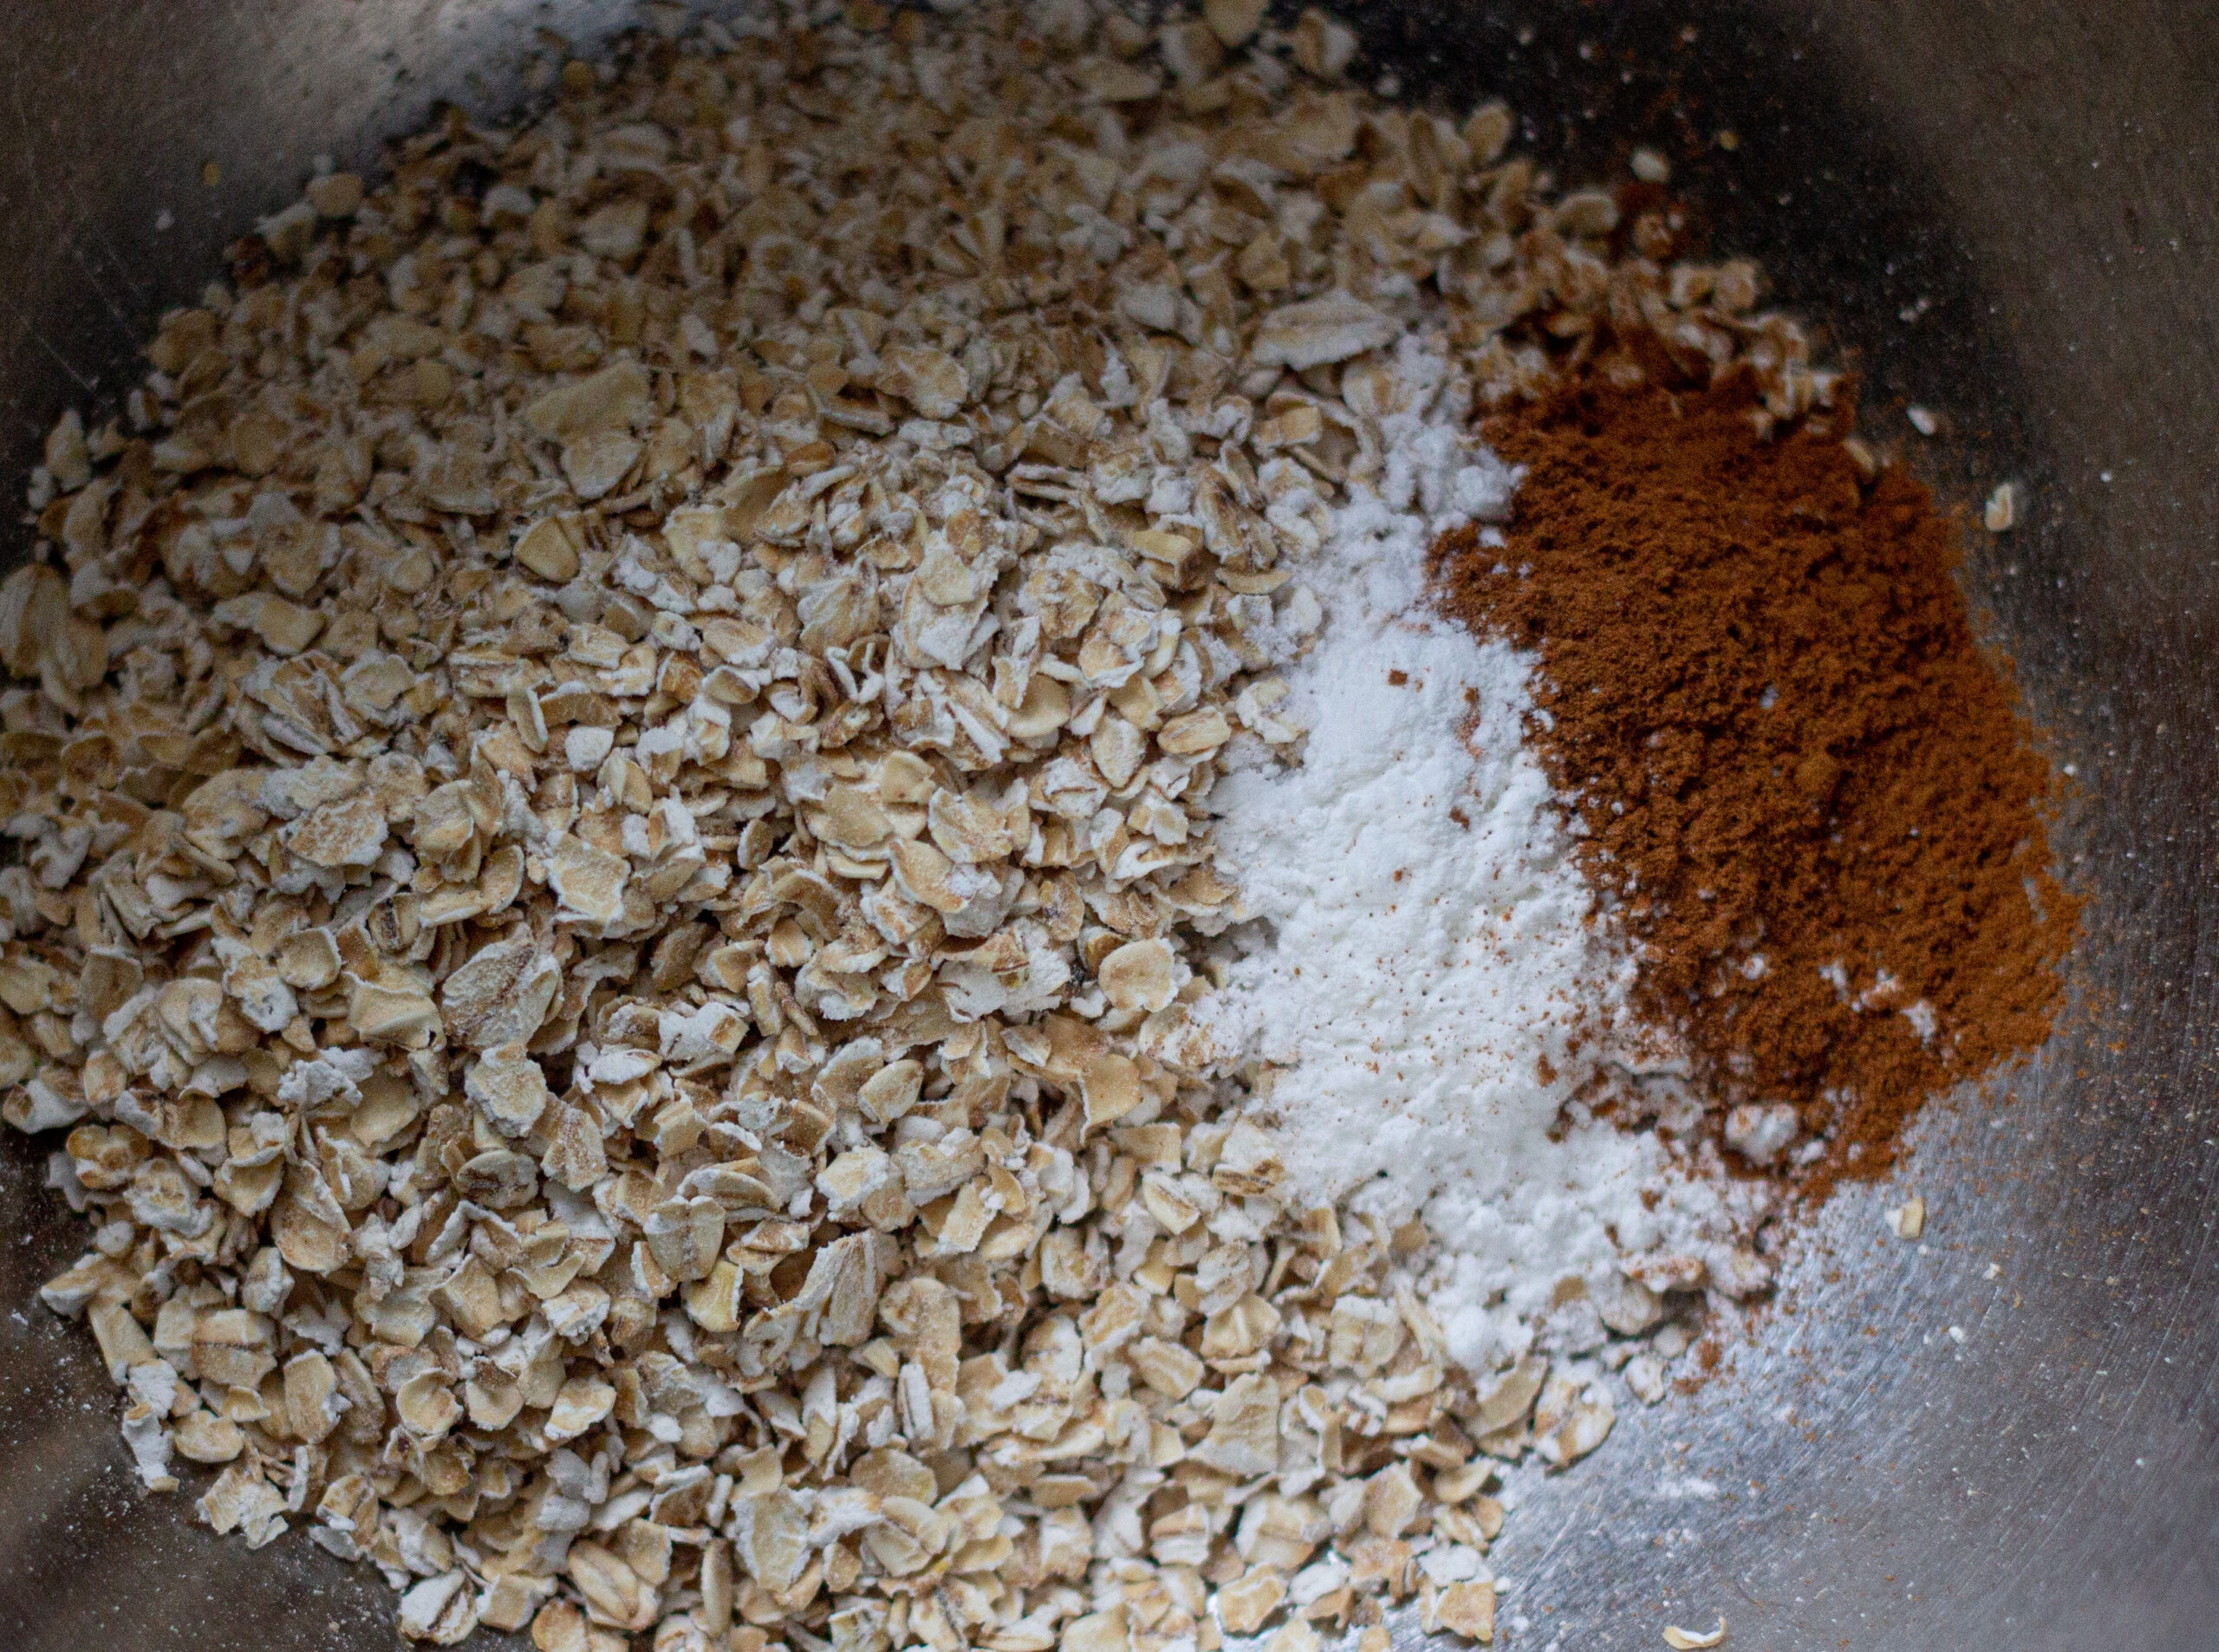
0;2;2214;1649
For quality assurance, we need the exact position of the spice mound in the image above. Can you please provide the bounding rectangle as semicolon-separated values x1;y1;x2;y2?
1434;372;2077;1192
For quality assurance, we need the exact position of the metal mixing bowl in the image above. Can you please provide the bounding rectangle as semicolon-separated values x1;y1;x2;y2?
1;3;2212;1647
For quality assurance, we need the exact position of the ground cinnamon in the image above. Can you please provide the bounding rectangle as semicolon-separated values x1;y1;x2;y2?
1433;372;2076;1196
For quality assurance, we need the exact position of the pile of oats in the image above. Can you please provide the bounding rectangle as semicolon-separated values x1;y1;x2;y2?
3;3;1819;1648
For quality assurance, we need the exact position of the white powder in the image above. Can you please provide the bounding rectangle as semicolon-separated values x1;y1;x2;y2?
1208;337;1739;1372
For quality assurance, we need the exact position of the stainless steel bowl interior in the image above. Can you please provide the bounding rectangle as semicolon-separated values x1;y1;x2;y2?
1;3;2214;1648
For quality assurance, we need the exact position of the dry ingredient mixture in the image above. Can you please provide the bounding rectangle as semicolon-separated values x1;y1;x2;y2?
1194;339;1760;1382
1434;373;2075;1196
0;3;2058;1651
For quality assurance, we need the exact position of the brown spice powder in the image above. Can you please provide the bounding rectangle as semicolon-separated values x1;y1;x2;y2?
1432;372;2077;1196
